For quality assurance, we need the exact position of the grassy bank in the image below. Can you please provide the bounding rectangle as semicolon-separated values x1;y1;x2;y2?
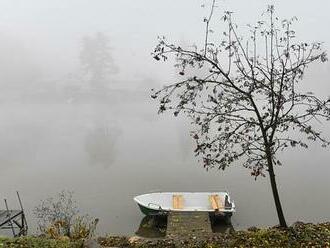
1;222;330;247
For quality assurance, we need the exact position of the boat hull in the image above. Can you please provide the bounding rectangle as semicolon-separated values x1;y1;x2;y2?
137;204;234;217
137;203;165;216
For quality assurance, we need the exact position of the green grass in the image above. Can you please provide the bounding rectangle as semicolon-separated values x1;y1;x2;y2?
0;236;83;248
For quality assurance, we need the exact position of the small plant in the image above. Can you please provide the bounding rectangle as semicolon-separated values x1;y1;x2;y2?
45;220;69;239
71;216;99;240
34;191;78;237
34;191;98;240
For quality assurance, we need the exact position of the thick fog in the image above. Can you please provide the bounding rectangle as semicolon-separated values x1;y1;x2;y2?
0;0;329;235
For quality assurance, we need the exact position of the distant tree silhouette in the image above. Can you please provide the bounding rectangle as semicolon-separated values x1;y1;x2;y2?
152;2;329;228
80;32;118;90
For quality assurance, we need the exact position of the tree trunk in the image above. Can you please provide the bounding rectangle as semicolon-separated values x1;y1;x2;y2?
266;150;288;228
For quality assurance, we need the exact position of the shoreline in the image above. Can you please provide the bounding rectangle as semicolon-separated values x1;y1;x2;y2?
1;221;330;247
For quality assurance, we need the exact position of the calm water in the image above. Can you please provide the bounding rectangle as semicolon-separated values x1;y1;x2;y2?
0;90;329;236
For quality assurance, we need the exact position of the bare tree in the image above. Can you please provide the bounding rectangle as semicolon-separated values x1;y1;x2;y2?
151;2;329;228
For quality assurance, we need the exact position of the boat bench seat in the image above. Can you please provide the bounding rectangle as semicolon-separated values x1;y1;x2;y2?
209;194;223;210
172;194;184;209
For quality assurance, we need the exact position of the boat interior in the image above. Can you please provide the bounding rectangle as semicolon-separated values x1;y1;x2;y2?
134;192;234;211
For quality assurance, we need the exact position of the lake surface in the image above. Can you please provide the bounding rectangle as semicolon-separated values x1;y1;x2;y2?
0;89;329;236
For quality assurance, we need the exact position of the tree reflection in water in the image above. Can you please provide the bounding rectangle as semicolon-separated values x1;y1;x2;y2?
84;125;121;168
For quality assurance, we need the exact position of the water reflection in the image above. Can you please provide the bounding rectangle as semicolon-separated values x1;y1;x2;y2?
135;215;167;238
210;215;234;234
135;214;234;238
84;125;121;168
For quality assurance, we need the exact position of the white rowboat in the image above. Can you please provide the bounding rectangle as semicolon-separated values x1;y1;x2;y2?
134;192;235;217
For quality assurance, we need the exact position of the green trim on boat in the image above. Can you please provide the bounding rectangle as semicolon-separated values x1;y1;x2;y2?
138;204;166;216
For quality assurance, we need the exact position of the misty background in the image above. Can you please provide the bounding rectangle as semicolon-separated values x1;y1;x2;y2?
0;0;329;235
